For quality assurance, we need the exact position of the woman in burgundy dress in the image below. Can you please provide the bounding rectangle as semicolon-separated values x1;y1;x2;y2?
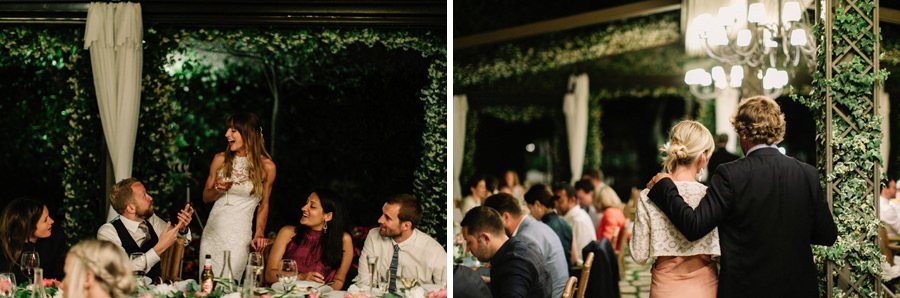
266;189;353;290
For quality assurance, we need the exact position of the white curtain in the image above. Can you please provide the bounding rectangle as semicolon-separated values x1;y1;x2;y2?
453;95;469;200
84;2;144;220
715;87;740;153
563;74;589;182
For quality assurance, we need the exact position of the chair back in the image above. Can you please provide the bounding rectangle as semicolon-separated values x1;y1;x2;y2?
562;276;577;298
881;225;895;266
576;252;595;298
615;221;629;279
159;237;185;282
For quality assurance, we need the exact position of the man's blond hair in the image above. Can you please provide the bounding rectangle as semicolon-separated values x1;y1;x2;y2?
732;96;786;145
109;178;140;214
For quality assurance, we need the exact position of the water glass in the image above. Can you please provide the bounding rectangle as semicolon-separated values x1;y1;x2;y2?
0;273;15;297
276;259;297;291
130;252;147;287
245;252;264;288
19;252;39;283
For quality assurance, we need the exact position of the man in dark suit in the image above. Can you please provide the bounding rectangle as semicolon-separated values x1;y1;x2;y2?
646;96;837;297
483;193;567;298
461;206;550;298
707;133;740;179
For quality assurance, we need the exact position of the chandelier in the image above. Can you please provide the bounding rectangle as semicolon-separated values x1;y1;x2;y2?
683;0;815;99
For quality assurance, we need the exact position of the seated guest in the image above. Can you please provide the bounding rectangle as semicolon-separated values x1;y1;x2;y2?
461;175;490;216
265;189;353;290
576;179;626;248
880;179;900;236
461;206;549;298
483;193;567;298
61;239;136;298
97;178;193;282
0;197;66;282
553;183;597;266
524;184;573;265
358;194;446;291
573;179;601;228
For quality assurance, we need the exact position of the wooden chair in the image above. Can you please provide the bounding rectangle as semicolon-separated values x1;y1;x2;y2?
159;238;185;282
575;252;594;298
562;276;578;298
881;225;900;266
616;221;629;280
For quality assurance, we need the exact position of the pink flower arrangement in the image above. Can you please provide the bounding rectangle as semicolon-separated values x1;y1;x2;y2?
343;293;369;298
0;279;11;293
256;295;271;298
137;293;155;298
427;288;447;298
43;279;60;287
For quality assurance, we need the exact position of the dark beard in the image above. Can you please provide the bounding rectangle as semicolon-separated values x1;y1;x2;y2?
379;227;400;238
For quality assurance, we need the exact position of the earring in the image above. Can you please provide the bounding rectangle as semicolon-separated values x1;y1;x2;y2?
323;221;328;233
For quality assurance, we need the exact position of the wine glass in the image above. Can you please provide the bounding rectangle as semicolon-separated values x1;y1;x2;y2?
220;176;234;206
276;259;297;292
245;252;264;288
0;273;15;297
366;255;379;293
19;252;38;283
130;252;147;287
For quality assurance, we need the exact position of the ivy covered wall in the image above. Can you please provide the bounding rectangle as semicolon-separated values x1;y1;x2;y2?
0;26;447;245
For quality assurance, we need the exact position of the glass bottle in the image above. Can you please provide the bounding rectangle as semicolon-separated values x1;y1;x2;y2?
201;255;215;294
219;250;235;292
31;268;44;298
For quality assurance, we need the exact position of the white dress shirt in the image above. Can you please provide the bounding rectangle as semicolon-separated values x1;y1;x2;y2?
881;196;900;236
357;228;447;286
97;215;191;271
563;207;597;265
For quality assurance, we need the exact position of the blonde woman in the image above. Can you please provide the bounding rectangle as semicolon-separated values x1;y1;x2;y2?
61;240;135;298
630;120;720;298
201;112;277;278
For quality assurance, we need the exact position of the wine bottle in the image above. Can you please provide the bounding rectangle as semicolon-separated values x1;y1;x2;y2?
201;255;215;294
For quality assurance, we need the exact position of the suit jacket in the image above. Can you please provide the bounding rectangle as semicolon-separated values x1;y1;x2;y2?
490;237;551;298
648;147;837;297
581;239;620;298
515;216;568;298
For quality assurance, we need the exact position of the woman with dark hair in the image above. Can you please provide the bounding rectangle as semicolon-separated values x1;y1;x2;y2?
265;189;353;290
0;197;66;282
202;112;277;278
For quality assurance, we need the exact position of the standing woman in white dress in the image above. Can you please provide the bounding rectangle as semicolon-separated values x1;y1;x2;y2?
201;112;277;278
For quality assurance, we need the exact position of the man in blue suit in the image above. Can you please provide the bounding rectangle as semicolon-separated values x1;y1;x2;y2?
484;193;568;298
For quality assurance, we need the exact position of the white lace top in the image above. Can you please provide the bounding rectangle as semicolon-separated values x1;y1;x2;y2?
630;181;720;265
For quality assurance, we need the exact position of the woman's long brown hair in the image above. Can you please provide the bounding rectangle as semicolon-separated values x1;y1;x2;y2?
219;112;271;198
0;198;44;271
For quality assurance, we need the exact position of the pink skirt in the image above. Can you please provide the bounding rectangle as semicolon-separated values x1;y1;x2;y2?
650;255;718;298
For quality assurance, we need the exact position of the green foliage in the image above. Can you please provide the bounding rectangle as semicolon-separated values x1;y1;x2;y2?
0;26;446;245
792;0;885;295
0;27;104;245
454;12;681;87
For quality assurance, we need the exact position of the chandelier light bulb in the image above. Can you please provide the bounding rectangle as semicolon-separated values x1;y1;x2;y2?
730;65;744;80
763;29;778;48
747;3;767;24
782;2;802;22
736;29;752;47
716;6;739;26
684;68;712;86
790;29;808;46
709;26;730;46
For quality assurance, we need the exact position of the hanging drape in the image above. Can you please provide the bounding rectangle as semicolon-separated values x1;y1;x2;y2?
84;2;143;220
453;95;468;200
563;74;589;182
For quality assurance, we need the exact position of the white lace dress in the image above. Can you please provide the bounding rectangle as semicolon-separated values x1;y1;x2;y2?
200;156;258;279
630;181;721;265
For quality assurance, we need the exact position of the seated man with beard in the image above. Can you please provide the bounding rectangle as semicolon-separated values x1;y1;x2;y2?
97;178;193;282
357;194;446;291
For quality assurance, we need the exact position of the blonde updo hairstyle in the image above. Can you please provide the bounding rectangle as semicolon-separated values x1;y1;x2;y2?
64;240;135;298
731;96;786;145
661;120;715;173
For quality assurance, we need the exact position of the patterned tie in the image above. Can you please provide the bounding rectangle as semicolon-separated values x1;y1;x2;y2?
137;221;150;246
389;243;399;293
